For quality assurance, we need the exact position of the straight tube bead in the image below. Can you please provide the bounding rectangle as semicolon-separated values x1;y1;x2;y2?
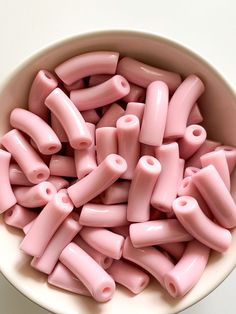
96;103;124;128
100;181;130;205
125;102;145;122
49;155;77;177
9;163;33;186
215;145;236;173
23;218;36;234
3;205;38;229
95;127;118;164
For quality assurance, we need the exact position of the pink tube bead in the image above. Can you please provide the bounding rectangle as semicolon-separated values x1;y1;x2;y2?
159;242;186;261
187;103;203;125
151;142;179;212
192;165;236;228
178;125;207;160
140;81;169;146
184;167;200;178
100;181;130;205
73;236;113;269
55;51;119;85
130;219;192;248
173;196;232;252
48;263;90;296
125;102;145;122
107;259;150;294
3;205;38;229
200;150;230;190
96;103;124;129
164;240;210;297
123;83;146;103
140;144;155;157
81;109;100;124
10;108;61;155
13;182;56;208
70;75;130;111
80;227;124;260
20;190;73;257
68;154;127;208
117;57;181;93
0;150;16;213
47;176;69;191
63;79;85;91
9;163;33;186
95;127;118;164
50;113;68;143
164;75;205;139
127;156;161;222
123;237;174;287
49;155;76;177
1;129;50;184
45;88;92;150
178;158;185;188
110;226;130;238
89;74;112;87
79;203;128;227
23;218;36;234
116;114;140;179
28;70;58;121
31;212;82;274
215;145;236;173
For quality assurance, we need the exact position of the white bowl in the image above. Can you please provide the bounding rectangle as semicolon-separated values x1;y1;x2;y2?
0;30;236;314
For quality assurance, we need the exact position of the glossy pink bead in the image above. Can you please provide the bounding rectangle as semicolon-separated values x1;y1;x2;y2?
215;145;236;173
23;218;36;234
123;83;146;103
47;176;69;191
125;102;145;122
3;205;38;229
187;103;203;125
50;113;68;142
49;155;76;177
81;109;100;124
177;158;185;188
63;79;85;91
184;167;200;178
159;242;186;261
100;181;130;205
9;163;33;186
96;103;124;129
95;127;118;164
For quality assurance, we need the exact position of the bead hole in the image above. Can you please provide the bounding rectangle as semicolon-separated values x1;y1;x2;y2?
179;200;187;206
192;129;201;136
146;158;154;166
168;282;176;295
37;173;44;180
124;116;132;123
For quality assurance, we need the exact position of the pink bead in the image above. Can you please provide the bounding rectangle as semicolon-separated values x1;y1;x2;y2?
159;243;186;261
31;212;82;274
81;109;100;124
80;227;124;260
48;262;90;296
117;57;181;93
127;156;161;222
10;108;61;155
178;125;207;159
47;176;69;191
122;83;146;103
59;242;116;302
164;75;205;139
68;154;127;208
79;203;128;227
49;155;76;177
125;102;145;122
110;226;130;238
123;237;174;287
13;182;56;208
151;142;179;212
177;158;185;188
215;145;236;173
184;167;200;177
117;114;140;180
20;190;73;257
55;51;119;85
107;259;150;294
187;103;203;125
96;103;124;129
45;88;92;150
140;81;169;146
9;163;33;186
23;218;36;234
63;79;85;91
95;127;118;164
3;205;38;229
130;219;192;248
89;74;112;87
28;70;58;121
1;129;50;184
50;113;68;143
164;240;210;297
140;144;155;157
192;165;236;228
100;181;130;205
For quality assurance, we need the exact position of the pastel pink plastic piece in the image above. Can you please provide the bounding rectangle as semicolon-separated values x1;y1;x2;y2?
31;212;82;274
10;108;61;155
47;176;69;191
13;182;56;208
110;226;130;238
70;75;130;111
48;263;90;296
164;75;205;139
89;74;112;87
159;242;186;261
55;51;119;85
178;124;207;160
123;237;174;287
50;113;68;143
28;70;58;121
117;57;181;93
45;88;92;150
73;236;113;269
9;163;33;186
95;127;118;164
130;219;192;248
107;259;150;294
125;102;145;122
184;167;200;178
122;83;146;103
1;130;50;184
127;156;161;222
140;144;155;157
164;240;210;297
151;142;179;212
96;103;124;129
68;154;127;208
192;165;236;228
116;114;140;179
187;103;203;125
100;181;130;205
59;242;116;302
177;158;185;188
79;203;128;227
80;227;124;260
215;145;236;173
63;79;85;91
140;81;169;146
23;218;36;234
81;109;100;124
3;205;38;229
173;196;232;252
49;155;77;177
20;190;73;257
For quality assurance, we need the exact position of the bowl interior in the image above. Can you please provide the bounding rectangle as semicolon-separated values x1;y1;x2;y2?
0;30;236;314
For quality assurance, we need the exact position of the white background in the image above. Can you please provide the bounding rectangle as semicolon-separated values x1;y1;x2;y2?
0;0;235;313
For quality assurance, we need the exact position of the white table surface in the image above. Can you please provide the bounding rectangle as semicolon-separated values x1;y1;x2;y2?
0;0;235;313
